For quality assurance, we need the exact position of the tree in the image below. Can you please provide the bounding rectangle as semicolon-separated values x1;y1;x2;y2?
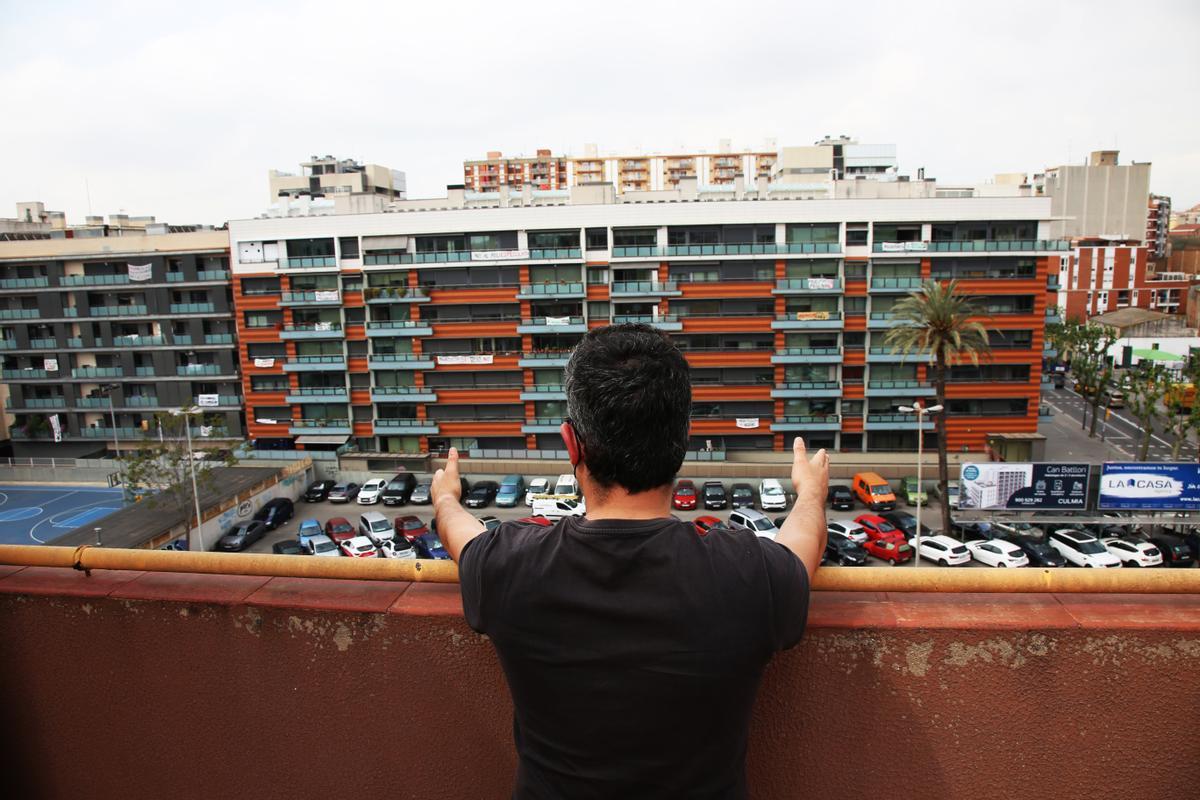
118;409;237;550
1163;357;1200;460
1048;320;1118;435
1122;363;1169;460
884;280;991;535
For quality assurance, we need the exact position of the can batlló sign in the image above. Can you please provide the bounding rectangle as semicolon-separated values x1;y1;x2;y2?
1098;462;1200;510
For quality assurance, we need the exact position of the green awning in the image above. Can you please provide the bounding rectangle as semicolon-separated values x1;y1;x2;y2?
1132;349;1184;362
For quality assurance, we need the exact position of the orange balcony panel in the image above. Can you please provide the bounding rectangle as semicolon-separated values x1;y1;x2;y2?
428;287;518;305
344;324;366;340
436;421;524;437
950;280;1045;296
841;416;864;434
352;422;374;437
681;317;772;334
243;362;285;376
844;315;867;332
430;322;518;339
342;291;364;307
691;385;771;402
985;350;1042;365
586;286;610;301
945;383;1038;399
588;319;608;330
238;329;285;344
244;390;286;405
347;357;369;373
677;282;772;299
232;295;282;311
349;390;372;405
689;419;772;436
843;349;865;367
246;419;290;438
433;388;521;404
683;351;772;368
432;355;521;371
844;279;868;296
843;384;865;400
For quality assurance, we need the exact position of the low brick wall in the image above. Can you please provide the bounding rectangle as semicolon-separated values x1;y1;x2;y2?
1;566;1197;800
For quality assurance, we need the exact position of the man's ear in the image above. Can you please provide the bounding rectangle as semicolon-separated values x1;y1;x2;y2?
560;421;583;467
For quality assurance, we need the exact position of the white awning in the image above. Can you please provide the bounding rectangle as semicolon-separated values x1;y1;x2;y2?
294;434;349;445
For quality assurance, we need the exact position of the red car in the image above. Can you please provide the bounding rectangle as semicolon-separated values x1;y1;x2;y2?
692;515;724;536
856;513;903;541
672;480;698;510
324;517;355;544
862;537;913;565
394;515;430;542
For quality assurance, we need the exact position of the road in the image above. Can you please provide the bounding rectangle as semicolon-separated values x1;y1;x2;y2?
1041;386;1196;461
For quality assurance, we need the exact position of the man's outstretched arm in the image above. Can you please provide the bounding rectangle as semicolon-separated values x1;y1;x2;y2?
431;447;485;562
776;437;829;582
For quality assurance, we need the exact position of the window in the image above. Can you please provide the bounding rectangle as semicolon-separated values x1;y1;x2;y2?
786;224;839;244
338;237;360;259
250;375;288;392
845;224;869;246
528;230;580;249
585;228;608;250
612;228;657;247
243;310;280;329
241;278;280;295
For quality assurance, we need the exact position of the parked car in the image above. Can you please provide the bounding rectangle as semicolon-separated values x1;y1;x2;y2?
692;515;725;536
825;532;869;566
672;480;698;511
525;477;551;506
728;509;779;541
1003;535;1067;568
253;497;294;531
730;483;756;509
327;482;361;503
827;484;854;511
952;520;997;541
478;515;503;532
758;478;788;512
495;475;525;508
378;537;416;560
702;481;728;510
553;473;581;499
413;532;451;560
297;518;323;550
931;480;960;508
358;511;394;544
966;539;1030;568
216;520;268;552
302;480;336;502
855;514;903;541
1101;388;1125;409
900;476;927;506
465;480;500;508
827;520;869;544
862;537;913;565
304;533;341;557
1103;537;1163;567
1048;528;1122;568
324;517;356;545
394;515;430;542
531;497;586;520
881;511;937;540
380;472;418;506
409;481;433;505
912;535;971;566
1182;530;1200;561
339;535;379;559
357;478;388;505
1138;530;1193;567
852;472;896;511
272;540;305;555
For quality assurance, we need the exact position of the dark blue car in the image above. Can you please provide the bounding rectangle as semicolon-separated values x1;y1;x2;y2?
413;532;450;560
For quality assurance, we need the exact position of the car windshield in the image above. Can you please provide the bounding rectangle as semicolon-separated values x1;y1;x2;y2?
370;520;390;532
833;487;851;496
386;480;405;489
354;543;374;554
1077;540;1106;554
315;541;337;553
329;522;352;534
677;487;696;496
733;488;752;498
705;486;723;496
870;484;891;495
873;521;896;532
403;519;423;530
228;526;247;536
762;485;783;496
425;536;444;550
332;484;348;492
752;518;775;532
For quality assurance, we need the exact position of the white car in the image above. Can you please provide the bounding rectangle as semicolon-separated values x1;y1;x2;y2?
339;535;379;558
827;520;868;544
305;534;341;557
1048;528;1122;568
525;477;551;506
728;509;779;541
531;497;586;520
378;537;416;560
758;478;788;512
1102;537;1163;567
966;539;1029;568
912;534;971;566
357;478;388;504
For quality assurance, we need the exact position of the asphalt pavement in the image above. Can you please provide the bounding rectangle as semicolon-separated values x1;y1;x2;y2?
1040;386;1196;462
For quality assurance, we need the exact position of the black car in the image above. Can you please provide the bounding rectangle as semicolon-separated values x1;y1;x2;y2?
1181;529;1200;561
824;531;869;566
380;473;418;506
1002;534;1067;567
272;540;305;555
730;483;755;509
253;497;294;531
1140;529;1195;567
216;520;268;552
827;484;854;511
951;520;997;541
302;480;336;502
702;481;728;510
881;510;937;539
327;482;361;503
465;480;499;508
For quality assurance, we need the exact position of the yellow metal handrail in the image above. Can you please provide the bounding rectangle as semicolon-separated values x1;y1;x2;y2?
0;544;1197;593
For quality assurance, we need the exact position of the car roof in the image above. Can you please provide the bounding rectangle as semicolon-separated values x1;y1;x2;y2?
733;508;767;519
676;479;695;486
854;472;886;482
326;516;351;526
925;535;961;546
299;518;321;529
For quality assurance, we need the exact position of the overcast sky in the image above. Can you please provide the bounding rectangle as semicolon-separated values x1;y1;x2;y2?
1;0;1197;225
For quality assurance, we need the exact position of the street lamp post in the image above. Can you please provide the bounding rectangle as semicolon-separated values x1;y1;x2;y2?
898;401;943;567
170;406;205;551
101;383;122;489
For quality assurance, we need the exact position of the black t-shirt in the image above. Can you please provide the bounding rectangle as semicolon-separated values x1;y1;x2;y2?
459;515;810;799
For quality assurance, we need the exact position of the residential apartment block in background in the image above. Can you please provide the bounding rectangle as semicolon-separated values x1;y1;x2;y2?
1050;239;1191;319
268;155;407;207
463;150;569;193
0;213;243;456
229;184;1062;460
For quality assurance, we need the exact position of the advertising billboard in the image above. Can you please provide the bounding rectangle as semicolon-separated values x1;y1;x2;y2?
1098;462;1200;510
958;462;1090;510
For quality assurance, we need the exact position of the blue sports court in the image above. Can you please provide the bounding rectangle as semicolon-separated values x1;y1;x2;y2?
0;485;126;545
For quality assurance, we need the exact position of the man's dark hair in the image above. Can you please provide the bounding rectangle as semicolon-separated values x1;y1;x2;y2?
564;323;691;493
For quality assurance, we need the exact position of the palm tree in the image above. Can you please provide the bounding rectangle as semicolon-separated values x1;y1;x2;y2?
883;280;991;535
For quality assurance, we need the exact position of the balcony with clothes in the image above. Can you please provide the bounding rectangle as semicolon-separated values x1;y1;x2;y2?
772;296;843;330
281;273;341;307
518;301;587;334
774;259;843;294
280;309;344;341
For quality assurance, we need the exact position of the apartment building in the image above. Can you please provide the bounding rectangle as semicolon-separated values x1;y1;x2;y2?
1051;239;1193;319
0;225;244;455
1147;194;1171;259
463;150;569;193
229;187;1062;459
1038;150;1153;242
268;155;407;205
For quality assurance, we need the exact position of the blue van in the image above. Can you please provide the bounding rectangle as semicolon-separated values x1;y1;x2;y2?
495;474;525;507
